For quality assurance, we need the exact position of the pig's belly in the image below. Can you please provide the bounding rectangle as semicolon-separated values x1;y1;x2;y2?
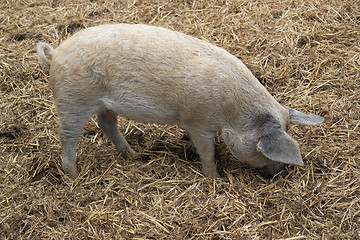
98;95;182;125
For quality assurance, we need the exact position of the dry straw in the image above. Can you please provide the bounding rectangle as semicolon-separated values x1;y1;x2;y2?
1;0;359;239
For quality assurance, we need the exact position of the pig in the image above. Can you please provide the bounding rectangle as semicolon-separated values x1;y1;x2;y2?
36;23;324;179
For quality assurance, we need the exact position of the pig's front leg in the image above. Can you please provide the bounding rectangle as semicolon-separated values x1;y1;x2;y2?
187;128;220;178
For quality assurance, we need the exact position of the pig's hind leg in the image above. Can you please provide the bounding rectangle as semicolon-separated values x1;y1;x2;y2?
97;109;136;155
57;105;95;179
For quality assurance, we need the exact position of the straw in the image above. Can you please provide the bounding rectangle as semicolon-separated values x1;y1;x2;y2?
1;0;359;239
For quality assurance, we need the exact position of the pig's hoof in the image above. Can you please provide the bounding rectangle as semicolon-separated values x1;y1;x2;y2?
122;145;137;156
69;171;78;179
62;160;78;179
203;169;220;179
65;167;78;179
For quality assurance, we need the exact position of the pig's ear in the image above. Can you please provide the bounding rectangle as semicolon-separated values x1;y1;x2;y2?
257;125;304;166
286;107;324;126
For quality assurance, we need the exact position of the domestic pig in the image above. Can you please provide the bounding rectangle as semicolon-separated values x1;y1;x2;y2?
36;24;324;179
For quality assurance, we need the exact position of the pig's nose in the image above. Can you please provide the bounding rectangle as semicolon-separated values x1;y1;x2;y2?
257;162;285;178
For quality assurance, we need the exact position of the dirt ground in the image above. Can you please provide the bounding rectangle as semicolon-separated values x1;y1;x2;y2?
1;0;359;239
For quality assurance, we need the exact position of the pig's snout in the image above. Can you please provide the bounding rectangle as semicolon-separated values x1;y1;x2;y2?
257;162;286;178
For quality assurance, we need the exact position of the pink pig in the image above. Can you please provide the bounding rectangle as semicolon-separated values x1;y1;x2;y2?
37;24;323;179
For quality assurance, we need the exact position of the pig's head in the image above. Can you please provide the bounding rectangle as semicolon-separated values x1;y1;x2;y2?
222;107;324;177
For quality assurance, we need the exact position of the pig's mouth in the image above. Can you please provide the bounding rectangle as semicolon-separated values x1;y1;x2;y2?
257;162;286;178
